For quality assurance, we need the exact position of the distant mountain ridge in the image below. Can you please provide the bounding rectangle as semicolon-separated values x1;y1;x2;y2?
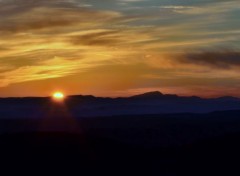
66;91;240;101
0;91;239;100
131;91;164;98
0;91;240;118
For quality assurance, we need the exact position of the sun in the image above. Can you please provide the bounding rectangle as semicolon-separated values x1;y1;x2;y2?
52;92;65;101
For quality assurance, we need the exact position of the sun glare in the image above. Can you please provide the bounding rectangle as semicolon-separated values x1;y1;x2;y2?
52;92;65;101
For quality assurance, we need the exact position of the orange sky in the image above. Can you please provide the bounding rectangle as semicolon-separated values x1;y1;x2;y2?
0;0;240;97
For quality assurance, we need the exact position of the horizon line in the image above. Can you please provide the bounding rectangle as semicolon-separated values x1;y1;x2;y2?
0;91;239;99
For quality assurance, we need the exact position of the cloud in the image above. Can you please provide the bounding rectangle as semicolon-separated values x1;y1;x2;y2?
0;7;122;34
68;30;123;46
177;51;240;69
0;0;240;97
159;1;240;15
0;57;82;87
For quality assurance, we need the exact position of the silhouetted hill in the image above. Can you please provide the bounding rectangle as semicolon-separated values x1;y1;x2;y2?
131;91;164;98
213;96;240;101
0;91;240;118
0;92;240;175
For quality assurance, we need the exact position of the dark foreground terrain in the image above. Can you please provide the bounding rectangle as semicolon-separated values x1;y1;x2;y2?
1;110;240;175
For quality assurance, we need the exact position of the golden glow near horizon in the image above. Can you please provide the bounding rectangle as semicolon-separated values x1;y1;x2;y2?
0;0;240;98
52;92;65;101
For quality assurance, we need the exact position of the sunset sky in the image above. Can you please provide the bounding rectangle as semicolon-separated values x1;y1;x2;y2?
0;0;240;97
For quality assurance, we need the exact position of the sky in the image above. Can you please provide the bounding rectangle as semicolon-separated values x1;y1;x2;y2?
0;0;240;97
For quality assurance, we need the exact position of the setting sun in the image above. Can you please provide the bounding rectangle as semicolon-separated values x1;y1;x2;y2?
52;92;65;101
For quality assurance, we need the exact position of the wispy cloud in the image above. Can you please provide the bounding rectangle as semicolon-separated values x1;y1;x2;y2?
0;0;240;97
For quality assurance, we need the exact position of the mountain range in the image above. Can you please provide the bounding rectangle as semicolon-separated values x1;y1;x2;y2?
0;91;240;118
1;91;240;175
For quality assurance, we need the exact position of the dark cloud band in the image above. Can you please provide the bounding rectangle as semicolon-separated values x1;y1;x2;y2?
177;51;240;69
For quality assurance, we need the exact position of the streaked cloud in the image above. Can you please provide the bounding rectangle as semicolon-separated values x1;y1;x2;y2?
0;0;240;97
